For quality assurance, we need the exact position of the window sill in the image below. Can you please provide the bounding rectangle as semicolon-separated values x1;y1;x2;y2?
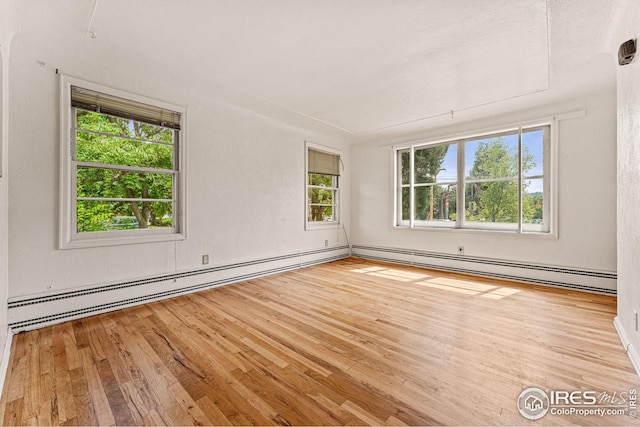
392;224;558;239
306;221;340;231
60;230;186;249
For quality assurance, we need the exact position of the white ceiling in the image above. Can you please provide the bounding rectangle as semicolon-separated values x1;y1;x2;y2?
7;0;624;137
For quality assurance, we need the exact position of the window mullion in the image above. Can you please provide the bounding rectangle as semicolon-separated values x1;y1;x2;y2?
517;127;523;233
75;127;175;147
334;176;339;225
395;151;401;225
308;185;339;190
409;146;415;228
71;110;78;234
75;161;176;175
173;129;179;229
71;109;78;161
77;197;174;203
457;141;464;228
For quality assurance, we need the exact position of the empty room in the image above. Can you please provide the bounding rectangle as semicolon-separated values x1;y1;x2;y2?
0;0;640;425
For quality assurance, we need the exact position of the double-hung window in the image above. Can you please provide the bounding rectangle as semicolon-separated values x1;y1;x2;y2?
306;143;341;228
396;123;552;234
60;76;186;248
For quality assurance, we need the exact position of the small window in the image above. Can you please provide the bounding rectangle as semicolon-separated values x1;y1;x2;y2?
306;143;341;228
60;76;186;248
395;123;552;234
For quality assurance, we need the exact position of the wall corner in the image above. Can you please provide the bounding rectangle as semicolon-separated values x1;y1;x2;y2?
615;316;640;377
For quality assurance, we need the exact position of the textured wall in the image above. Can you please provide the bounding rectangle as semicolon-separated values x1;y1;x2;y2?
7;32;350;304
616;1;640;371
0;2;12;391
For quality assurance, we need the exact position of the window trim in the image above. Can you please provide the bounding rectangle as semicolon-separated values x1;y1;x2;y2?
59;75;187;249
305;141;342;230
392;117;559;237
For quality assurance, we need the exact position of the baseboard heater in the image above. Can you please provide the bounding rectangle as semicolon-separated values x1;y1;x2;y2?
352;244;616;295
8;246;349;332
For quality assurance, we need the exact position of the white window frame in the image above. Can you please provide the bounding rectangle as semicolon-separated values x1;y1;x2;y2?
59;75;187;249
393;117;559;237
305;141;341;230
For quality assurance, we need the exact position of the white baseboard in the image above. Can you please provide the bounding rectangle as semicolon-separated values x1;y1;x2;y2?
0;328;13;400
8;245;349;332
352;244;617;294
614;316;640;376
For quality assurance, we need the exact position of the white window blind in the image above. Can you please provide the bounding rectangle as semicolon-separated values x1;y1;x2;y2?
308;148;340;176
71;86;181;130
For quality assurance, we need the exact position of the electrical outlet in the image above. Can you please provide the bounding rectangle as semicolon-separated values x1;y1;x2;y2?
325;239;329;247
635;310;638;332
458;246;464;255
202;254;209;265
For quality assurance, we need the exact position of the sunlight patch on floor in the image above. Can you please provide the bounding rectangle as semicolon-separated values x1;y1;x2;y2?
416;277;521;300
480;287;521;299
416;280;481;295
350;266;387;273
349;266;520;299
426;277;496;292
350;266;431;282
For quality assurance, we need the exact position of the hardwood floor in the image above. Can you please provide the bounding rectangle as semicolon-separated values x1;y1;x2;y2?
0;258;638;426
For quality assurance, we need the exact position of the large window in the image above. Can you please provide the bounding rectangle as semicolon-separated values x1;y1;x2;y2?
396;123;552;233
60;76;186;248
306;143;341;228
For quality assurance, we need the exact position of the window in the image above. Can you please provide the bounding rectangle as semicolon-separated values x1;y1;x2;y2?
398;143;458;229
306;143;341;228
60;76;186;248
395;123;552;234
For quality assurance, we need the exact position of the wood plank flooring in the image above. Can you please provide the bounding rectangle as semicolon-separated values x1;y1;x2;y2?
0;258;638;425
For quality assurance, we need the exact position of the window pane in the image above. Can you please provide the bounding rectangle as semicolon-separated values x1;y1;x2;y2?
465;180;519;225
522;127;545;177
308;173;335;187
77;167;173;200
400;150;410;185
401;187;410;221
308;188;334;206
308;205;334;222
414;185;456;222
76;110;174;144
76;132;173;170
522;178;546;231
77;200;173;232
465;134;518;180
414;144;456;184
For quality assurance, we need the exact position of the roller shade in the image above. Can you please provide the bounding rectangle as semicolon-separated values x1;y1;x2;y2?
71;86;181;130
308;148;340;176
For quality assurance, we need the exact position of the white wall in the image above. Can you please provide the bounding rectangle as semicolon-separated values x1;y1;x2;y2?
615;1;640;372
0;0;12;392
6;30;350;327
351;87;618;287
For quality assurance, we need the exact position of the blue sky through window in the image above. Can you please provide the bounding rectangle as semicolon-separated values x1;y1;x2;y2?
435;145;457;182
437;130;544;193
